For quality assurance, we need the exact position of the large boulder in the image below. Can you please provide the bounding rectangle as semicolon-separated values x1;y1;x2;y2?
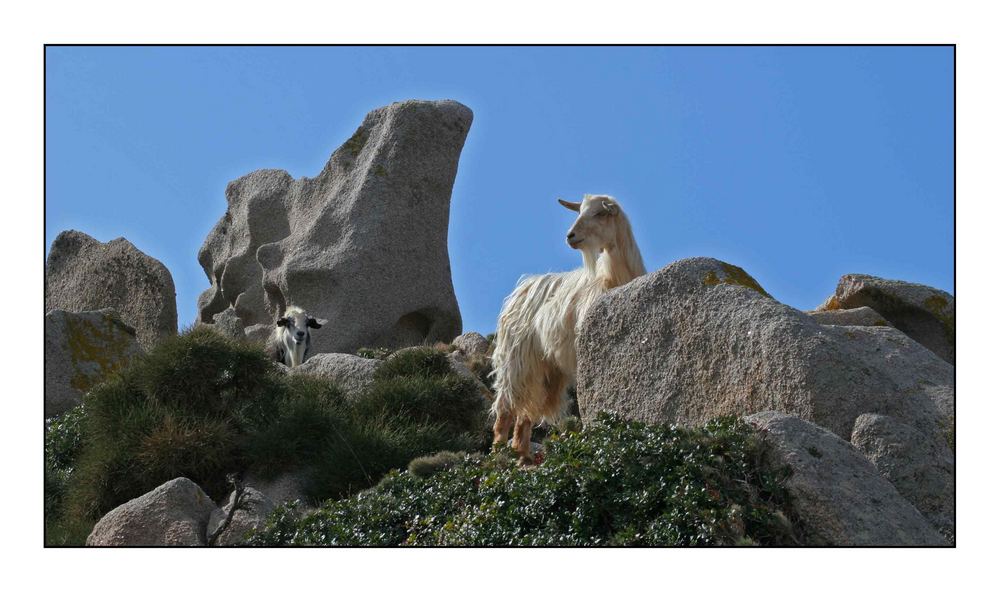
817;274;954;364
197;99;472;354
46;230;177;351
576;257;955;540
452;331;490;358
291;353;382;398
206;487;276;546
577;257;954;442
44;308;142;418
86;477;218;546
745;412;946;546
851;413;955;542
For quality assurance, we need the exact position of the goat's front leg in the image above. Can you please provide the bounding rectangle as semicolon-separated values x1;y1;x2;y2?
512;415;534;465
492;409;515;448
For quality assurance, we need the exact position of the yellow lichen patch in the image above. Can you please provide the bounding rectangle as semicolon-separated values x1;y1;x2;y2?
923;294;954;323
816;295;842;311
873;320;888;327
922;294;955;336
703;263;772;298
65;315;136;392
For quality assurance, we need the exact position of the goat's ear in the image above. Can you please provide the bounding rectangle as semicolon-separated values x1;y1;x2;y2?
602;201;619;216
276;318;289;327
307;317;326;329
558;198;581;212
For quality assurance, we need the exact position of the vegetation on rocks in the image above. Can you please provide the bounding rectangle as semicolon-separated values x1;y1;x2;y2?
247;414;805;547
44;327;488;546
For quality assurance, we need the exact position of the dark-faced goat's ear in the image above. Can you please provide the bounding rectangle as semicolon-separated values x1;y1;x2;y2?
558;198;581;212
308;317;326;329
276;318;289;327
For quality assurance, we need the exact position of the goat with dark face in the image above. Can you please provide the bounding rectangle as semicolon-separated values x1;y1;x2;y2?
271;305;326;368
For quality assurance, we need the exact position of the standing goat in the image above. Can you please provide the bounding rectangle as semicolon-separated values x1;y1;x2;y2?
271;305;326;368
490;194;646;464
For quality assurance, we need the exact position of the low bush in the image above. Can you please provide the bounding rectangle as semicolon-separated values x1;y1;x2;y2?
247;414;805;547
45;328;489;545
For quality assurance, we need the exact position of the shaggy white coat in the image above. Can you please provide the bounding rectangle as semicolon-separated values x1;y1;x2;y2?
490;195;646;426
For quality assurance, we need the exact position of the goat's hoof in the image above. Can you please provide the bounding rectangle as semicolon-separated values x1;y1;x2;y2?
516;456;535;467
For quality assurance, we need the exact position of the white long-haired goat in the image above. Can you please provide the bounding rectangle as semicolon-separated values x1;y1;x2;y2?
270;305;326;368
490;194;646;463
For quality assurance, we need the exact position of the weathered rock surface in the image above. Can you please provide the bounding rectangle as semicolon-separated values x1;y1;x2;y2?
818;274;954;364
45;308;142;418
244;471;310;509
197;99;472;354
244;323;273;347
206;487;276;546
452;331;490;358
291;353;382;398
807;306;891;328
577;257;954;443
745;412;946;546
46;230;177;351
208;307;246;341
851;413;955;542
86;477;217;546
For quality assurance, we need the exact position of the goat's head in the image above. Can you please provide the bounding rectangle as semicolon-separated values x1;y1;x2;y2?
559;194;622;253
276;307;325;345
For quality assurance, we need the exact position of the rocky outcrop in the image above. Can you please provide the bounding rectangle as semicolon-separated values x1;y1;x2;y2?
44;309;142;418
745;412;946;546
291;353;382;398
197;99;472;354
851;413;955;542
806;306;891;328
206;487;276;546
817;274;955;364
577;258;954;441
86;477;217;546
46;230;177;351
576;257;955;541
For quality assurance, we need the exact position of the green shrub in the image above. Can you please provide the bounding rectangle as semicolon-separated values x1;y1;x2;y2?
47;329;489;545
247;414;805;547
373;347;453;380
408;451;476;478
45;405;88;545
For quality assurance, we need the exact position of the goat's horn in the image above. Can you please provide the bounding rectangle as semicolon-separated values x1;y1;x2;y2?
558;198;581;212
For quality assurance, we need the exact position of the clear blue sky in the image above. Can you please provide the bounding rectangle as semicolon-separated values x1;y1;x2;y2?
45;46;954;337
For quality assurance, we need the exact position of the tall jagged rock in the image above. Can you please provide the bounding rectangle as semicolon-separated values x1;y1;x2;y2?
197;99;471;353
45;230;177;351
